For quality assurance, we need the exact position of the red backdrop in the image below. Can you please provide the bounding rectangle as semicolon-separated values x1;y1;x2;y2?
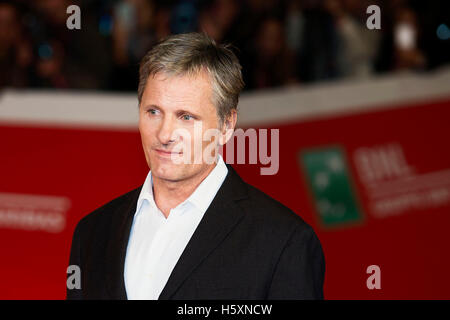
1;97;449;299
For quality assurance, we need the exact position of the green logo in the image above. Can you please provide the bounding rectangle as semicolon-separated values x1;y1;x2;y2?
300;146;364;228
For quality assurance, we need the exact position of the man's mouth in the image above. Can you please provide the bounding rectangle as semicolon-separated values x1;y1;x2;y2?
154;148;183;157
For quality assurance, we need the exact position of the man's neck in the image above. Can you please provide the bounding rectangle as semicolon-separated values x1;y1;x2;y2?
152;163;217;218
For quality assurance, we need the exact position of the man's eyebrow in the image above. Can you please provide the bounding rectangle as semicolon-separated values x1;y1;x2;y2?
143;104;202;118
175;109;202;118
143;104;162;110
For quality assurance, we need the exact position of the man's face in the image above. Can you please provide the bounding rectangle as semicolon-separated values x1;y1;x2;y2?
139;71;225;183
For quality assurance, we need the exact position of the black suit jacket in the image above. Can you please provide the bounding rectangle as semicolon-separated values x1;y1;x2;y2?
67;164;325;300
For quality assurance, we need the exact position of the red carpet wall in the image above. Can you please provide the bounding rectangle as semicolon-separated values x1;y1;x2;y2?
1;69;449;299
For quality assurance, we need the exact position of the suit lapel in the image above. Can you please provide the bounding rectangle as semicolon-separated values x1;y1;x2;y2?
105;187;142;300
158;164;248;300
104;165;248;300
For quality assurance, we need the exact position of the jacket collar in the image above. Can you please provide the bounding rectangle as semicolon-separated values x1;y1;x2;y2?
136;154;229;218
105;164;248;299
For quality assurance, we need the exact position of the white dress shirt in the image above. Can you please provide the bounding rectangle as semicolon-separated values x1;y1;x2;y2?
124;154;228;300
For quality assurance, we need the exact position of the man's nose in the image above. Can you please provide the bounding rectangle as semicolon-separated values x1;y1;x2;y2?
157;116;176;145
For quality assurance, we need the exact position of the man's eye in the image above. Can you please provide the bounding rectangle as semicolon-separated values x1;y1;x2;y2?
148;109;158;115
182;114;193;121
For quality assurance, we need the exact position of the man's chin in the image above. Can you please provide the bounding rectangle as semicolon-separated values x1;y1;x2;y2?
150;163;186;182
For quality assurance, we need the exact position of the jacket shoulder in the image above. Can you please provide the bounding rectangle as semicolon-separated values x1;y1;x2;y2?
75;186;141;231
236;180;324;270
241;181;312;232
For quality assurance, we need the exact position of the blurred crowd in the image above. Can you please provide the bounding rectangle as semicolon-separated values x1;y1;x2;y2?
0;0;448;92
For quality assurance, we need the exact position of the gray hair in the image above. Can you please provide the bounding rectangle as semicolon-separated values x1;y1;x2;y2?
138;32;245;126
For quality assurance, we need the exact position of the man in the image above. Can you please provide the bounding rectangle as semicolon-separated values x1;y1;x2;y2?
67;32;325;300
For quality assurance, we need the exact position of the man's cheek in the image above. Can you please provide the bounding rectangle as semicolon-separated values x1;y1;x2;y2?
142;131;155;147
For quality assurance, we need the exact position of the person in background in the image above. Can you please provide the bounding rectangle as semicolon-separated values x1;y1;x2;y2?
327;0;381;79
392;6;426;71
0;2;33;88
243;16;298;90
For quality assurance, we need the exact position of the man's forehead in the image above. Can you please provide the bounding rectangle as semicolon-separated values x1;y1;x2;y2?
150;69;211;84
142;73;214;111
142;71;214;105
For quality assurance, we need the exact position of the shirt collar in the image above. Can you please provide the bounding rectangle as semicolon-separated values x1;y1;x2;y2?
136;169;157;215
136;154;229;216
184;154;228;214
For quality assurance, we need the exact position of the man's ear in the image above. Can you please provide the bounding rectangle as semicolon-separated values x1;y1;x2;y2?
219;109;237;145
